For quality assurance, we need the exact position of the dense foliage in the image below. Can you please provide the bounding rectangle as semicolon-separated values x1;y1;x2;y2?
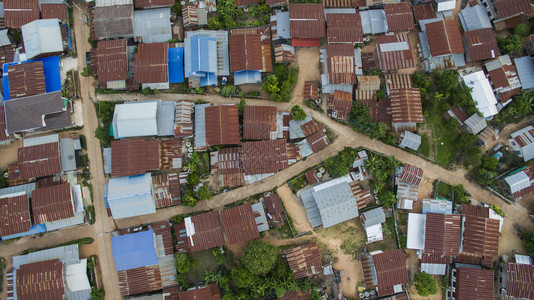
365;152;400;206
262;64;298;102
174;253;196;274
497;34;522;55
349;103;389;141
291;105;307;121
198;186;212;200
241;241;278;276
514;23;531;37
220;85;237;97
524;230;534;258
238;98;246;113
414;272;439;297
324;147;358;178
208;0;243;29
492;92;534;126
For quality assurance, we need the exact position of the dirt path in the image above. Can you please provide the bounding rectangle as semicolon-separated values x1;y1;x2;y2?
276;184;312;233
289;48;321;106
0;141;20;169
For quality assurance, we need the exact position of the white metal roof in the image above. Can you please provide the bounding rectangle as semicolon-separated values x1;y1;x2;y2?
421;263;447;275
314;181;359;228
21;19;63;60
464;113;487;135
422;198;453;214
23;134;59;147
360;9;388;35
133;8;172;43
0;29;10;47
462;71;498;118
515;56;534;90
65;259;91;292
459;5;491;31
407;213;426;250
435;0;455;12
95;0;132;6
107;173;156;219
13;244;80;268
504;170;530;194
399;131;421;151
515;255;532;265
194;104;209;149
365;224;383;243
112;101;158;138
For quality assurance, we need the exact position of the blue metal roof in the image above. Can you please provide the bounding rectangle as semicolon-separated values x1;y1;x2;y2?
1;223;46;240
112;230;159;271
168;47;184;83
199;72;218;87
185;34;217;77
3;56;61;100
234;70;261;86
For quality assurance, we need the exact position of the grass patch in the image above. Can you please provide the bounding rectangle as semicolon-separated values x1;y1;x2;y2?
418;133;431;157
86;205;95;224
187;249;218;283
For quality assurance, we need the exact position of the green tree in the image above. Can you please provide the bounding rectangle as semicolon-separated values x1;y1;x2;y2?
175;273;190;290
174;252;195;274
231;266;257;288
376;89;385;99
262;75;280;94
451;184;470;204
95;125;111;146
242;240;278;276
524;230;534;257
238;97;246;113
0;169;8;189
377;191;397;207
97;101;116;122
324;147;357;177
291;105;307;121
480;156;498;171
182;190;197;207
514;23;530;37
81;66;92;77
90;287;104;300
186;173;200;186
171;1;182;15
413;272;439;297
220;85;237;97
497;34;522;55
198;185;212;200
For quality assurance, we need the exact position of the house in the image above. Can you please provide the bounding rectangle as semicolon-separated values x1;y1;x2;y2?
112;228;177;296
252;202;269;232
110;138;160;177
357;75;380;91
21;19;63;59
93;0;134;40
4;0;39;28
107;173;156;219
435;0;456;12
398;131;421;151
289;4;325;47
459;4;492;31
359;9;388;35
40;1;68;23
498;257;534;299
422;198;453;214
220;203;260;244
407;213;426;249
320;45;362;93
184;30;229;87
274;44;295;63
264;192;285;226
412;3;438;24
284;243;323;279
326;10;363;44
421;213;461;275
376;33;415;71
174;211;225;253
111;100;175;139
301;174;360;228
484;55;522;104
182;5;208;27
361;249;409;297
323;0;361;7
419;20;465;71
210;147;244;187
452;267;494;300
175;284;220;299
304;81;319;100
152;173;181;208
134;0;174;9
134;42;169;89
133;8;171;43
242;139;288;184
95;40;128;90
270;10;290;41
0;192;32;239
484;0;534;30
243;106;277;140
458;211;500;267
464;28;500;62
396;181;418;210
296;130;329;158
478;126;499;148
464;113;487;135
8;245;91;299
3;56;62;100
9;138;61;182
384;3;414;32
328;90;352;122
514;56;534;91
463;71;499;118
443;105;469;125
399;164;423;186
229;27;272;85
361;207;386;243
504;166;534;201
174;101;194;138
390;88;423;132
194;104;239;149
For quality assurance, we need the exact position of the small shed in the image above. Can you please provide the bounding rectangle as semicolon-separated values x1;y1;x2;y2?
464;113;487;135
399;131;421;151
406;213;426;250
361;207;386;243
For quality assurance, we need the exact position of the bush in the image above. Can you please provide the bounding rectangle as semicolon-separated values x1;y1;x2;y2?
186;173;200;186
171;1;182;15
262;64;298;102
0;169;8;189
220;85;237;97
414;272;439;297
81;66;92;77
490;204;505;217
377;191;397;207
198;186;212;200
242;240;278;276
97;102;116;123
182;190;197;207
238;97;246;113
497;34;522;55
291;105;307;121
524;230;534;258
174;253;195;274
94;125;111;146
324;147;358;178
514;23;530;37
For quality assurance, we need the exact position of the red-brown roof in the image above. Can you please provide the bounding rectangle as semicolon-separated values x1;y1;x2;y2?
220;203;259;245
485;57;521;102
134;42;168;84
152;221;174;256
304;81;319;99
443;105;469;124
204;105;240;146
264;192;285;225
326;13;363;44
118;265;162;296
327;43;357;85
31;182;74;224
461;215;500;264
329;90;353;122
362;52;377;71
454;267;494;300
0;45;16;66
214;147;244;187
424;213;461;256
177;283;221;300
306;130;329;153
4;0;39;28
504;262;534;299
461;204;490;217
17;142;61;180
384;3;414;31
420;252;451;264
385;74;412;91
372;249;409;297
390;88;423;124
152;173;181;208
16;259;64;300
243;106;277;140
0;193;31;237
229;34;263;72
412;3;437;22
40;4;67;22
284;243;323;279
8;61;46;99
376;33;415;71
399;164;423;186
289;4;325;39
465;28;500;61
425;20;464;56
301;120;321;137
183;211;225;253
305;169;319;185
110;138;160;177
242;139;288;175
229;27;272;73
160;138;182;170
234;0;260;6
134;0;174;8
324;0;364;7
0;106;9;142
494;0;532;18
96;39;128;83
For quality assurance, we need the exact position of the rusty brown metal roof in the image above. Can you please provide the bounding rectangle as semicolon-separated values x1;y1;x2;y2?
424;213;461;256
32;182;74;224
264;192;285;225
118;265;162;296
242;139;288;175
465;28;500;61
8;61;46;99
0;106;8;142
412;3;437;21
153;173;181;208
4;0;39;28
205;105;240;146
234;0;260;5
274;44;295;63
0;193;31;237
17;142;61;180
504;262;534;299
327;43;357;84
329;90;352;122
461;215;500;263
357;75;380;90
362;52;377;71
184;211;225;252
16;259;64;300
230;26;272;72
40;4;67;22
305;169;319;185
152;221;175;256
93;4;133;39
372;249;409;297
384;3;414;31
177;283;221;300
461;204;489;217
324;0;364;7
399;164;423;186
494;0;532;18
284;243;323;279
243;106;277;140
0;44;16;66
306;130;329;152
229;34;263;72
134;42;168;84
327;13;363;44
220;203;259;245
289;4;325;39
426;20;464;57
376;33;415;71
134;0;174;8
160;138;181;170
361;253;378;289
214;147;242;173
420;253;451;264
390;88;423;124
301;120;321;137
485;57;521;102
304;81;319;99
385;74;412;91
443;105;469;124
110;138;160;177
454;267;494;300
96;39;128;83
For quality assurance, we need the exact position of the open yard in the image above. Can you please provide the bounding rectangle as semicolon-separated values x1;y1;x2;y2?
277;184;312;233
187;249;218;283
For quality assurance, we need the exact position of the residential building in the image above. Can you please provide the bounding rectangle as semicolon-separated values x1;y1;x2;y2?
396;181;418;210
133;8;172;43
398;131;421;151
421;213;461;275
407;213;426;249
484;55;521;104
252;202;269;232
194;104;239;150
478;126;499;148
21;19;63;59
384;3;414;32
111;100;175;139
464;28;500;62
274;44;295;63
304;81;319;100
361;249;409;297
443;105;469;126
399;164;423;186
174;211;225;253
452;267;494;300
175;284;221;299
0;192;32;239
32;182;85;231
504;166;534;201
514;56;534;91
3;56;62;100
4;0;40;28
328;90;352;122
459;4;492;31
361;207;386;243
359;9;388;35
270;10;290;41
109;138;160;177
174;101;194;138
93;0;134;40
40;1;68;23
289;4;325;47
95;40;129;90
357;75;380;91
483;0;534;30
435;0;456;12
412;3;438;24
458;205;500;267
376;33;415;71
323;0;362;7
182;5;208;27
243;106;277;140
210;147;244;187
152;173;181;208
419;20;465;71
184;30;229;87
296;129;329;158
220;203;260;244
229;27;272;85
264;192;285;226
8;136;62;182
390;88;423;132
284;243;323;279
326;10;363;44
463;71;498;118
464;113;487;135
107;173;156;219
422;198;453;215
498;256;534;300
320;45;362;93
134;0;173;8
134;42;169;89
242;139;288;184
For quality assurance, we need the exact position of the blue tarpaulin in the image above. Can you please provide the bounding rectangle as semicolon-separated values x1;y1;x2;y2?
200;72;218;87
3;56;62;100
168;47;184;83
112;230;158;271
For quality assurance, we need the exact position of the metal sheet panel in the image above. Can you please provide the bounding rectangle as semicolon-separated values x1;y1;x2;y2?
96;39;128;83
204;105;240;146
93;4;133;39
0;193;31;236
289;4;325;39
134;42;168;84
220;203;260;245
515;56;534;90
384;3;414;31
242;139;288;175
112;230;159;272
107;173;156;219
284;243;322;279
133;8;171;43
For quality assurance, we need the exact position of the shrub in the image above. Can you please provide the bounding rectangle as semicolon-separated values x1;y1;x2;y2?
81;66;92;77
291;105;307;121
514;23;530;37
241;240;278;276
414;272;438;297
174;253;195;274
198;186;212;200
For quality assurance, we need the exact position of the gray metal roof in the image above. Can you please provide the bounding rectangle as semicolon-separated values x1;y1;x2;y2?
399;131;421;151
103;147;111;174
0;29;10;47
301;187;323;228
296;139;313;157
515;56;534;90
271;10;290;40
422;198;453;214
324;8;356;17
396;180;418;202
421;263;447;275
194;104;209;149
44;212;85;231
505;170;531;194
459;5;492;31
360;9;388;35
157;100;176;136
0;182;36;198
0;2;4;18
13;244;80;269
362;207;385;228
21;19;63;60
133;8;172;43
59;138;77;172
251;202;269;232
464;113;487;135
23;134;59;147
107;173;156;219
309;177;359;228
112;101;158;139
288;115;312;139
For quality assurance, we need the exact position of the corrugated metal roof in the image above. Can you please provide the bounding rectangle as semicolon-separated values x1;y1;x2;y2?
326;12;363;44
390;88;423;125
504;262;534;299
478;126;499;148
135;42;168;84
133;8;171;43
0;193;31;237
463;71;499;118
96;39;128;84
465;28;500;61
32;182;74;224
22;19;63;59
494;0;532;18
16;259;65;300
304;81;319;99
422;198;452;214
252;202;269;232
305;130;329;153
107;173;156;219
360;9;388;35
183;211;225;252
312;176;359;228
459;4;492;31
221;203;260;245
461;204;490;217
176;283;220;300
0;29;10;47
243;106;277;140
485;55;522;101
361;207;385;228
327;43;356;84
385;74;412;92
7;61;45;99
399;131;420;151
242;139;288;175
412;3;437;22
357;75;380;90
461;214;500;262
455;267;494;300
93;4;133;39
204;105;240;146
424;213;461;256
59;138;76;172
4;0;39;28
152;173;181;208
372;249;408;297
376;33;414;71
289;4;325;39
515;56;534;90
0;106;9;143
182;5;207;27
324;0;363;7
117;265;162;295
229;28;272;73
156;100;176;136
264;192;285;225
407;213;425;249
384;3;414;31
185;30;230;77
16;141;61;180
425;20;463;56
284;243;322;279
134;0;173;8
464;113;487;135
329;90;352;122
399;164;423;186
112;230;159;272
271;10;290;40
112;101;158;138
505;166;534;196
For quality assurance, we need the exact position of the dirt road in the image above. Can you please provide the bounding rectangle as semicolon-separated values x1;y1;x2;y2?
277;184;312;233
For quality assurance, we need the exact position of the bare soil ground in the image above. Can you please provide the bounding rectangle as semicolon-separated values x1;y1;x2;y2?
277;184;312;233
290;48;321;106
0;141;20;169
